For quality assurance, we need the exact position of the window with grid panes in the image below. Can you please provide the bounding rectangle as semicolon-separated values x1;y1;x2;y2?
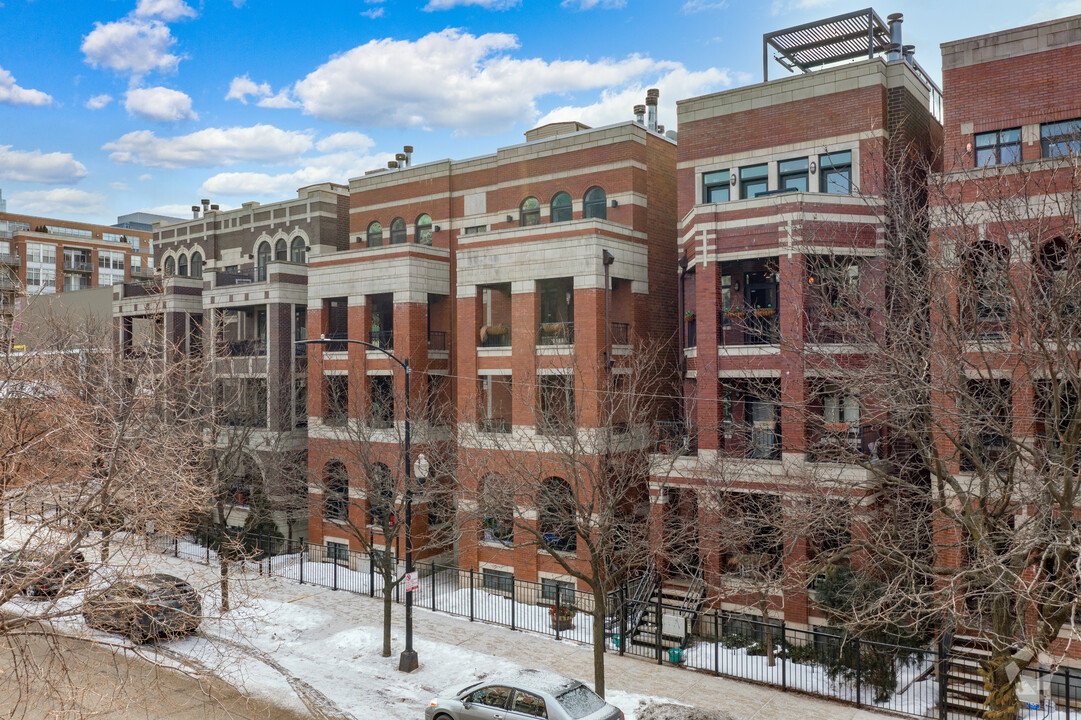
975;129;1021;166
739;164;768;199
779;158;809;192
819;151;853;193
702;170;730;203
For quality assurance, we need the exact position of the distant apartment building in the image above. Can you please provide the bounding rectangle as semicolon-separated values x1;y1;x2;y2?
113;188;352;539
666;8;942;635
305;118;678;581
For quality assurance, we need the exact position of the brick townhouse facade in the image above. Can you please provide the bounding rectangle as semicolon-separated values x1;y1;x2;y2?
113;185;352;540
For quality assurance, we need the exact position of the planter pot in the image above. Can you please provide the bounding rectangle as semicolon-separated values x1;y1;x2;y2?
724;311;745;319
753;308;776;317
551;617;574;631
667;648;685;664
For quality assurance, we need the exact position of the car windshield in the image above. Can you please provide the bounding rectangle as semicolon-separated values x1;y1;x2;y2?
557;686;606;719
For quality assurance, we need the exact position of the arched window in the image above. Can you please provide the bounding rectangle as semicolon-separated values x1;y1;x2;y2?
539;477;576;552
390;217;406;245
583;186;607;220
190;251;203;278
415;214;433;245
323;461;349;522
164;256;175;275
368;462;395;527
290;236;306;263
177;253;188;277
256;241;271;281
550;192;572;223
479;474;513;545
520;197;540;227
366;221;383;248
275;238;287;261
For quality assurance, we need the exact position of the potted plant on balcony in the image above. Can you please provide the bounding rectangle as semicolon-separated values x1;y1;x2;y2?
684;309;696;322
549;604;576;631
753;305;776;318
480;324;508;343
724;306;745;319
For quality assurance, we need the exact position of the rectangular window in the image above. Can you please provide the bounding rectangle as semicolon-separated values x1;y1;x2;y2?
739;164;769;200
482;569;514;594
45;225;93;239
325;375;348;426
102;232;125;243
541;578;576;606
369;375;394;428
463;225;487;235
702;170;730;203
327;540;349;563
1041;118;1081;158
778;158;809;192
819;151;853;193
975;129;1021;167
539;374;574;434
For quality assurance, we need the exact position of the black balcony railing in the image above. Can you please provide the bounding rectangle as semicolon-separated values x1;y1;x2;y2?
428;330;447;351
655;420;697;455
122;280;162;298
0;253;21;266
369;330;394;351
538;321;574;346
610;322;630;345
225;340;266;357
323;331;349;353
479;324;511;348
478;416;511;433
216;269;254;287
63;260;93;273
722;422;782;460
806;305;871;344
720;308;779;346
807;423;873;463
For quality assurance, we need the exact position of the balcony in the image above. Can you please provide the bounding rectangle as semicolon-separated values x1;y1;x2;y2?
807;423;875;463
538;321;574;346
722;422;782;460
224;340;266;357
654;420;697;455
369;330;394;351
428;330;447;352
720;308;779;346
479;324;510;348
478;416;511;434
122;281;162;298
0;253;20;266
323;331;349;353
806;305;871;344
63;260;93;273
611;322;630;345
131;266;155;278
217;269;254;287
0;276;16;292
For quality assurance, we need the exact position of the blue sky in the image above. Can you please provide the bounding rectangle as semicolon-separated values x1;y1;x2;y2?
1;0;1079;225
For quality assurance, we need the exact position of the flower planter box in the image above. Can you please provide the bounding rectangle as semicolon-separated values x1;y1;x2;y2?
551;617;575;631
753;308;776;318
724;310;745;319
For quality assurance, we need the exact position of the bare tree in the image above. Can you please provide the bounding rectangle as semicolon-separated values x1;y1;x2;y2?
784;141;1081;717
459;336;689;698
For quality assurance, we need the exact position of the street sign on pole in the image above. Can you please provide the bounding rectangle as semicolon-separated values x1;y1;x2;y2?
403;571;419;593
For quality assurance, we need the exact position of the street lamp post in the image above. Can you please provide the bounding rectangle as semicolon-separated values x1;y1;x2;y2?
296;334;419;672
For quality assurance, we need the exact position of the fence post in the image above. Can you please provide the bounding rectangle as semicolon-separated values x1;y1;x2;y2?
299;543;305;585
333;553;338;591
174;537;178;558
206;540;210;565
369;552;375;597
854;635;862;707
780;619;787;692
555;587;562;641
1065;666;1071;720
431;562;437;612
619;585;627;657
469;568;475;622
655;589;663;665
713;611;720;676
937;635;948;720
511;575;517;631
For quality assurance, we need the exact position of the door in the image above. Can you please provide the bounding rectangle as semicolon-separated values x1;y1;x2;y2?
461;685;512;720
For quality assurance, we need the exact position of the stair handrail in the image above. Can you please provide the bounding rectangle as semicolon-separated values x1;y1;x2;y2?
676;562;706;650
621;557;657;639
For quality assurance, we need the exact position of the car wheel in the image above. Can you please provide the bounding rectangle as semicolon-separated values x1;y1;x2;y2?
433;714;456;720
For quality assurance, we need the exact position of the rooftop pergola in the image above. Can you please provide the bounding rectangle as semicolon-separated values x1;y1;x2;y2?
762;8;892;81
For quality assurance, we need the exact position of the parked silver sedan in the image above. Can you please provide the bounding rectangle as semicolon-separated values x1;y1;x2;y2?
426;670;624;720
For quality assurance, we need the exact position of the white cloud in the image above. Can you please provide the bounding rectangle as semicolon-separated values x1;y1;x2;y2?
199;148;395;197
293;30;675;135
81;19;181;77
134;0;197;21
0;65;53;107
256;89;301;109
103;124;314;168
225;75;271;103
125;86;197;122
138;173;153;181
537;66;736;130
85;93;113;110
681;0;727;11
141;203;204;216
1027;1;1081;21
316;132;375;153
424;0;520;9
769;0;835;15
10;188;106;217
0;145;88;184
562;0;626;8
111;181;130;190
361;7;385;17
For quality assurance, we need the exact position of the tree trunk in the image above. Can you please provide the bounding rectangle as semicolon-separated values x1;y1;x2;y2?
761;601;775;667
592;586;606;698
101;528;111;563
382;569;393;658
982;652;1023;720
220;556;230;612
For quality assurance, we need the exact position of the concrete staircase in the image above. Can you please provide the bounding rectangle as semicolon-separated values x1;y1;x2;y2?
943;634;994;717
629;572;705;653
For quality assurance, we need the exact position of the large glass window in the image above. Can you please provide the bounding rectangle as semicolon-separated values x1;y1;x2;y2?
190;251;203;278
550;192;572;223
975;129;1021;167
779;158;809;192
290;236;306;263
389;217;406;244
275;238;287;260
415;214;432;245
520;197;540;226
703;170;730;203
819;151;853;194
164;257;175;275
739;164;768;199
1041;119;1081;158
177;253;188;277
256;242;271;281
583;186;607;219
323;461;349;521
366;221;383;248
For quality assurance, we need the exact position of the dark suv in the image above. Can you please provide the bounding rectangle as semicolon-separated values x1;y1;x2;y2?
0;549;89;597
83;574;201;643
